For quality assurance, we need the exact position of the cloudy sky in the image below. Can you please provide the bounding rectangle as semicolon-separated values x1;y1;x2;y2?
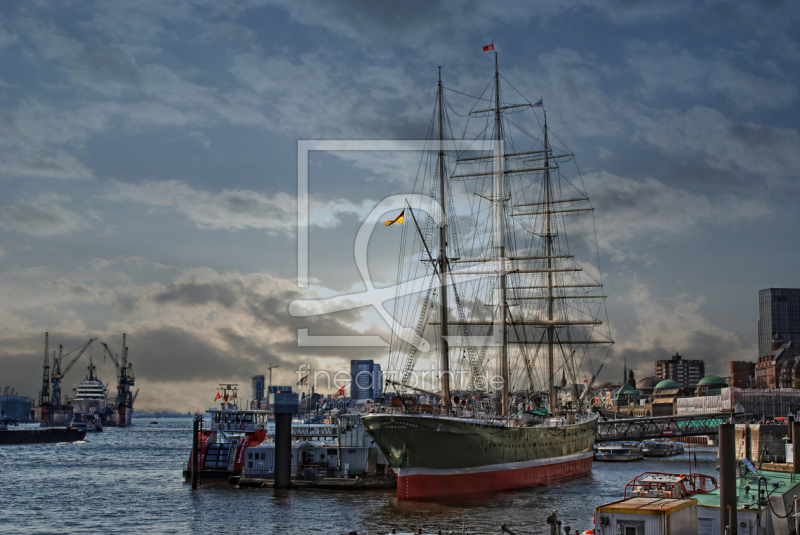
1;0;798;411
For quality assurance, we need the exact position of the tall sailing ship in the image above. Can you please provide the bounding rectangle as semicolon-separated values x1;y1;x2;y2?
363;51;614;500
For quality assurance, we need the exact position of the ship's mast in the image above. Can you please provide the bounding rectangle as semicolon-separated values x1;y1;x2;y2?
437;67;451;407
544;112;556;412
494;53;509;416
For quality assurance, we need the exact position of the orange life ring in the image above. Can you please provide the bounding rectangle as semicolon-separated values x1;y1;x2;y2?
218;423;225;431
240;423;246;431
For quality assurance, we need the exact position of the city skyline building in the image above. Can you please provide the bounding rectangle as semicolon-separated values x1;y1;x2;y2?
654;353;705;390
268;385;298;415
730;361;755;389
350;360;382;401
251;375;265;410
758;288;800;359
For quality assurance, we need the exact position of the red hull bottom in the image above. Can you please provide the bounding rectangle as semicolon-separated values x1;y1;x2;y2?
397;454;593;500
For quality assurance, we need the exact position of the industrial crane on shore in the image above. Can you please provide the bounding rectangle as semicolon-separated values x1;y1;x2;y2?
99;334;136;422
38;332;98;425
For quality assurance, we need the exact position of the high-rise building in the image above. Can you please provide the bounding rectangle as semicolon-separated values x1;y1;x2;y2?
654;353;705;390
758;288;800;358
350;360;382;400
251;375;265;410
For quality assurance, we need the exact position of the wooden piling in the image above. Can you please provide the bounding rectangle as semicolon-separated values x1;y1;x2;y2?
275;411;292;489
191;415;199;489
719;423;737;535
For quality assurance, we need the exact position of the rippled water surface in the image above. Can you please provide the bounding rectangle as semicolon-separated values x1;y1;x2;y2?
1;418;720;534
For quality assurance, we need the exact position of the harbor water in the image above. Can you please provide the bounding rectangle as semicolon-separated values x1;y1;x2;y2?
1;418;720;534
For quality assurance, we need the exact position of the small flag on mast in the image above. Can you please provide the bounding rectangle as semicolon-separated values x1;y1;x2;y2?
297;374;309;386
333;386;346;398
532;98;543;108
483;43;494;52
384;209;404;226
214;392;221;401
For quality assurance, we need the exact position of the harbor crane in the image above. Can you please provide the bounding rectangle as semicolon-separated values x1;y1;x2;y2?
40;333;50;406
50;338;97;406
99;335;136;413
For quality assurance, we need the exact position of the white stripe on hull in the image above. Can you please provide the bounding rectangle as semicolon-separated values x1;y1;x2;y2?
397;450;594;477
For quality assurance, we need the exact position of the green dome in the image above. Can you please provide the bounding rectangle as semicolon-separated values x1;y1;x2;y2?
612;383;640;400
655;379;680;390
697;375;728;387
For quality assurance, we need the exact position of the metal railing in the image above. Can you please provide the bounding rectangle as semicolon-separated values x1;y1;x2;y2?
597;412;754;441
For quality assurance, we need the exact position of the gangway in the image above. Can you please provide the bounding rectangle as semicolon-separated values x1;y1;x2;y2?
596;412;754;441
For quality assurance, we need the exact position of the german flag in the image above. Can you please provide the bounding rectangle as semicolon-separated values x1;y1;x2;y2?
384;209;404;226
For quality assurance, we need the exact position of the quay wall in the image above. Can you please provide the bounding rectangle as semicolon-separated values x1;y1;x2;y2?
734;424;790;463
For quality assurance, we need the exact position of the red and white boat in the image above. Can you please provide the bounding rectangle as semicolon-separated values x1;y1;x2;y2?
183;385;270;483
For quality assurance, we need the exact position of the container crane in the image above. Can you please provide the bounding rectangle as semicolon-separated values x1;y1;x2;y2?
50;338;97;406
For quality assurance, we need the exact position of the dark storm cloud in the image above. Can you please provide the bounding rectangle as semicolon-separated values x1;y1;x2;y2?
40;279;98;300
124;325;254;382
275;0;500;43
155;281;241;309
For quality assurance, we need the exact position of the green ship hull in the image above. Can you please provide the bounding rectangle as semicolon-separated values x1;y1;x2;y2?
363;413;598;499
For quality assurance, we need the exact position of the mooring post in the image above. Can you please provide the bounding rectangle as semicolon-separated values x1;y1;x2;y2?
191;414;199;489
793;421;800;478
546;510;558;535
719;423;737;535
275;411;292;489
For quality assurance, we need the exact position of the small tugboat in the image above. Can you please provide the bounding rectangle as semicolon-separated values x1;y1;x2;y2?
594;441;643;462
642;439;684;457
71;411;103;432
624;472;717;499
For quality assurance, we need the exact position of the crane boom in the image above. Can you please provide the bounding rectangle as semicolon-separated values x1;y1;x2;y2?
100;342;121;371
60;338;98;377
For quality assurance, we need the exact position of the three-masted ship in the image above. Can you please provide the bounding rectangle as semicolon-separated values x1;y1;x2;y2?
363;51;614;500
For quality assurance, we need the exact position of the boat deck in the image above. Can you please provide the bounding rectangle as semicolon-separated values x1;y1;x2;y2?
693;468;800;511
